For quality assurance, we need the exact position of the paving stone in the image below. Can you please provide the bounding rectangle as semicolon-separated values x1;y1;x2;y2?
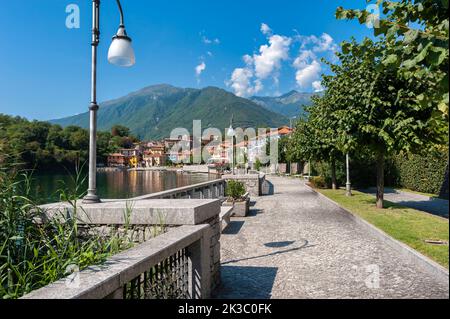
213;176;449;299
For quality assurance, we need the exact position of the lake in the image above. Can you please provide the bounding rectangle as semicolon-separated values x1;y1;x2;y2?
32;170;217;204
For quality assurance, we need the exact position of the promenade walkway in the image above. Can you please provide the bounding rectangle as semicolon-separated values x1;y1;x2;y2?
213;176;449;299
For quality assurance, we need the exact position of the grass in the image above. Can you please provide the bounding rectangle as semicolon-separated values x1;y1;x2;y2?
316;188;449;269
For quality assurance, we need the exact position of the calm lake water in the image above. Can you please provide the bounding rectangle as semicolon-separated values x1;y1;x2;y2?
32;170;216;204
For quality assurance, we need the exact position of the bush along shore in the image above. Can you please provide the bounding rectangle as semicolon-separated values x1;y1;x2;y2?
0;163;141;299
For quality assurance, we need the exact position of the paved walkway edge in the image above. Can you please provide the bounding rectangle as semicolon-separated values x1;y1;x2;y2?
305;184;449;284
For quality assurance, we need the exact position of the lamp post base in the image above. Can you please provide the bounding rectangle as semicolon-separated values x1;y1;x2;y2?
346;183;352;197
82;194;101;204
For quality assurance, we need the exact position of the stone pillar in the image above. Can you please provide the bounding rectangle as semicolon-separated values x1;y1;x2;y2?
187;234;211;299
205;215;221;291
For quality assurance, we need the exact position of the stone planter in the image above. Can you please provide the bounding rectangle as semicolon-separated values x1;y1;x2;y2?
223;192;250;217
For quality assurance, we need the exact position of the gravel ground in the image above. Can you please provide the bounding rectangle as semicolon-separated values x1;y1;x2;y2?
213;176;449;299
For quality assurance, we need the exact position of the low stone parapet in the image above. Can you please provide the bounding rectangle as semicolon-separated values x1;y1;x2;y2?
222;174;265;197
22;225;212;299
29;198;223;299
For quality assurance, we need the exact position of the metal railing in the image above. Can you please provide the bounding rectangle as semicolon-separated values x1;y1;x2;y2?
123;248;190;299
131;179;226;201
22;225;211;299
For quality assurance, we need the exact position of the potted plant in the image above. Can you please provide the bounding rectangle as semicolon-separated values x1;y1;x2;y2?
223;180;250;217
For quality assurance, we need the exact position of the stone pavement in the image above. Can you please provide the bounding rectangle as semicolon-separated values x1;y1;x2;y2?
360;187;449;218
213;176;449;299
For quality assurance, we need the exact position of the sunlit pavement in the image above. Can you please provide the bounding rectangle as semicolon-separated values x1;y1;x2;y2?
214;176;449;299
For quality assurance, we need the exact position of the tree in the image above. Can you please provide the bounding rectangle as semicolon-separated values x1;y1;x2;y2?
336;0;448;137
0;114;141;171
111;125;131;138
288;99;343;190
322;38;445;208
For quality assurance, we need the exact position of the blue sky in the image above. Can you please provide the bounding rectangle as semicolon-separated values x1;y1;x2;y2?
0;0;372;121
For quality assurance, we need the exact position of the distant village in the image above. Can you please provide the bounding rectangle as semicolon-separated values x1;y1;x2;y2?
106;126;294;169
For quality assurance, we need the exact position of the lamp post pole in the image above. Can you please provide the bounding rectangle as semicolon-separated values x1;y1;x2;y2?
83;0;101;204
228;116;235;175
232;136;235;175
346;153;352;197
83;0;135;204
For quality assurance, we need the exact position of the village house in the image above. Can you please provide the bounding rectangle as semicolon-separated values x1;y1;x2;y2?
107;153;127;167
107;146;142;168
164;135;192;164
247;126;294;167
143;142;167;167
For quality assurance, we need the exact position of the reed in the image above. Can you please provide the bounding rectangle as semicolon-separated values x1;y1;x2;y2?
0;162;135;299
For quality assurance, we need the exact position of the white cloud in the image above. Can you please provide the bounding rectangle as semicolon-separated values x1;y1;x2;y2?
293;50;316;69
195;62;206;80
202;36;220;45
291;33;337;91
254;34;292;80
228;68;263;97
260;23;272;36
297;33;338;53
228;31;291;97
312;81;325;92
295;59;322;89
228;25;336;96
243;54;253;66
313;33;338;52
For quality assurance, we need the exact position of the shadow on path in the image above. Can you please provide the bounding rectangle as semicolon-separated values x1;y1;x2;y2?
222;221;245;235
213;266;278;299
222;239;314;265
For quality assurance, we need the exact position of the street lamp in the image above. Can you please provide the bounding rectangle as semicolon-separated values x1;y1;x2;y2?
83;0;136;204
227;117;235;175
346;153;352;197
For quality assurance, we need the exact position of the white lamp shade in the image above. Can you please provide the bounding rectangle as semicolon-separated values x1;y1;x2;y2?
227;126;235;137
108;37;135;67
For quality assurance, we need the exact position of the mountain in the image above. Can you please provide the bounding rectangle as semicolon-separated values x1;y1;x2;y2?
51;85;288;140
251;90;316;118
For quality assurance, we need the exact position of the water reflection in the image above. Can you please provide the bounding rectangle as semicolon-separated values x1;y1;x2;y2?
33;171;216;203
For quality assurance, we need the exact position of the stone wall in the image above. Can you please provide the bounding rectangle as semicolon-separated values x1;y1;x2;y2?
279;163;287;174
37;199;222;297
223;174;265;197
78;224;173;245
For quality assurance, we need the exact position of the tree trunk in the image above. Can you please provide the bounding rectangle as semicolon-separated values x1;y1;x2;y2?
376;151;385;209
331;158;337;190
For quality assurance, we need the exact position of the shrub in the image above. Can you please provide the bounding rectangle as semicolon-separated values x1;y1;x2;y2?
312;161;346;188
254;158;262;171
225;180;246;201
0;165;135;299
309;176;328;189
391;148;449;198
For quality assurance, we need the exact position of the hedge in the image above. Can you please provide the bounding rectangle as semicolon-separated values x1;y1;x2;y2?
310;148;449;199
391;149;449;198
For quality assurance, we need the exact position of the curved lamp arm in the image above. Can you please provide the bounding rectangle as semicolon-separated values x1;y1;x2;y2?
116;0;125;26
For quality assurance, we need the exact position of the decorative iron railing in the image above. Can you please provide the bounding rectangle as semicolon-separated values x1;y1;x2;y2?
123;248;190;299
22;225;211;299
